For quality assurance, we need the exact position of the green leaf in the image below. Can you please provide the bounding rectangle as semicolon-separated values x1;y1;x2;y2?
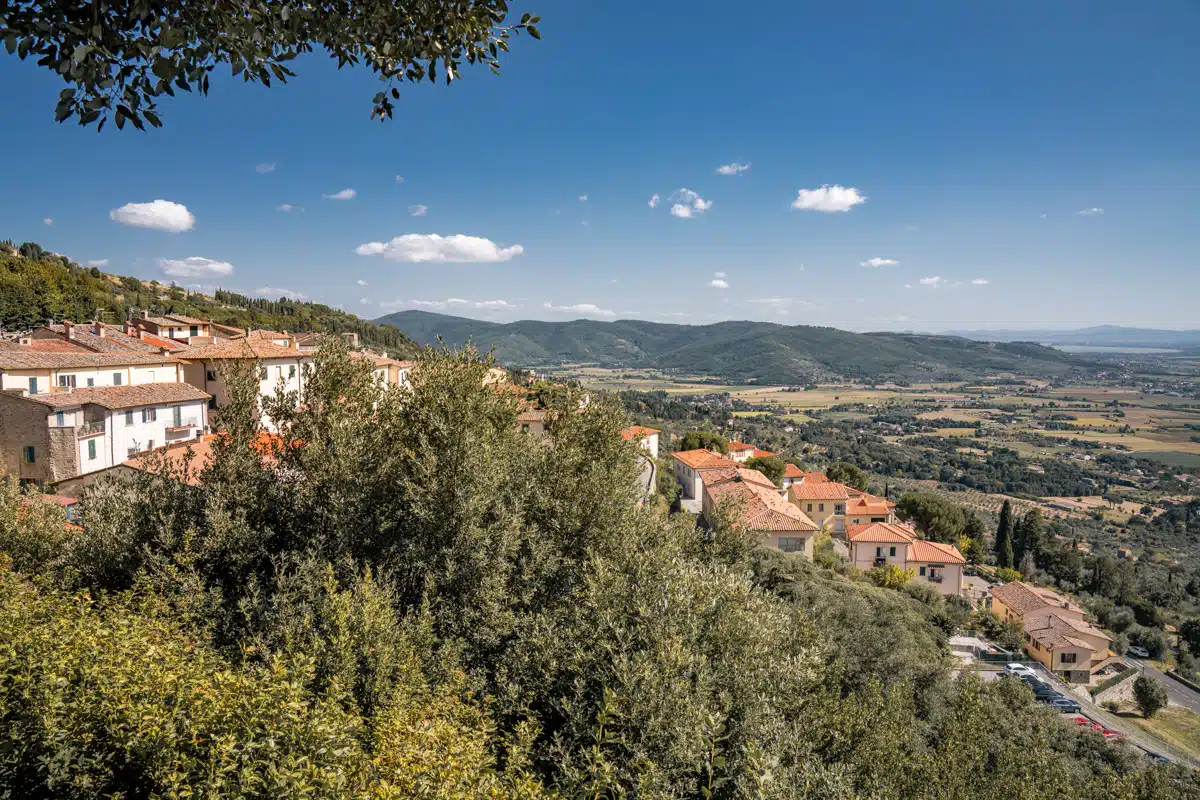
527;25;541;40
152;58;175;80
72;44;91;63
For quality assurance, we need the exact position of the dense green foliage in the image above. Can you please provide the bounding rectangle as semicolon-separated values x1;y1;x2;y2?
2;0;540;129
1;343;1196;798
825;461;869;490
745;455;786;486
1134;676;1168;719
0;250;418;356
381;309;1093;383
678;430;728;453
896;492;966;543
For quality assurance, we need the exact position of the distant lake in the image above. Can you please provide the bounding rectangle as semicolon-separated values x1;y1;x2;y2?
1050;345;1182;354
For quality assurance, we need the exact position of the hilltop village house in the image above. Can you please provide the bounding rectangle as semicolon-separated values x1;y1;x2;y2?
700;466;820;557
990;580;1114;683
844;522;966;596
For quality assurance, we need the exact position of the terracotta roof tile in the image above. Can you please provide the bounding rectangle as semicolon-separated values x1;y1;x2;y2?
751;448;777;458
672;449;739;470
798;471;829;483
706;478;819;532
846;522;917;544
175;340;305;360
847;494;892;517
907;539;966;564
701;466;778;491
989;581;1083;617
12;382;210;410
0;350;179;369
726;441;755;452
620;425;661;441
788;481;850;501
1025;612;1110;650
782;463;805;479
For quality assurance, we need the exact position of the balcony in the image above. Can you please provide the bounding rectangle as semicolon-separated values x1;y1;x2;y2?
873;557;887;567
76;420;105;438
928;574;944;584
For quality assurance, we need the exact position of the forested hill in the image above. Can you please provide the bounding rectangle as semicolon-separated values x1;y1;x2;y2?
377;310;1093;383
0;245;419;357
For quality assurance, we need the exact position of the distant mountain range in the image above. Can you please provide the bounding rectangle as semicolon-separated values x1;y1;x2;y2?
948;325;1200;350
377;311;1093;384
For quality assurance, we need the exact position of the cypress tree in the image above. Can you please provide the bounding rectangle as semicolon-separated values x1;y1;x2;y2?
995;500;1015;569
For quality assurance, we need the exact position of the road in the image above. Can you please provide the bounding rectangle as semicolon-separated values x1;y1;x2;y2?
1125;657;1200;714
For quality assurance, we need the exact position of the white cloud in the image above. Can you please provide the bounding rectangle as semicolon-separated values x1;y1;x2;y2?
277;203;296;212
398;297;512;311
1076;207;1104;216
578;194;588;202
1040;213;1048;219
251;286;307;301
87;259;109;268
110;200;195;232
668;188;712;218
255;162;276;173
476;299;513;309
323;188;356;200
356;279;368;286
360;298;371;305
904;284;913;289
714;271;726;278
716;162;751;175
543;302;615;317
750;297;791;307
648;193;660;208
355;233;524;263
710;279;729;289
790;184;866;213
395;175;404;183
861;257;898;268
42;217;53;226
409;204;428;217
971;278;989;285
157;256;233;278
918;276;944;288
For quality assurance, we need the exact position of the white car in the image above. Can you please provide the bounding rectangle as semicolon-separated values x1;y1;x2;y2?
1004;663;1036;677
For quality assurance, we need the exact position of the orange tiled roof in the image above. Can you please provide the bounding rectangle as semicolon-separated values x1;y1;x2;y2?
13;382;210;410
798;471;829;483
701;466;778;491
1025;612;1110;651
706;478;819;532
751;448;777;458
907;539;966;564
989;581;1083;617
0;350;179;369
847;494;892;517
673;449;739;470
175;340;305;361
788;481;850;501
620;425;661;441
726;441;756;452
846;522;917;544
782;463;805;479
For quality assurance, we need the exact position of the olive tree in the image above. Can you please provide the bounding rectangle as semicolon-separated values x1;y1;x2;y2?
1;0;540;129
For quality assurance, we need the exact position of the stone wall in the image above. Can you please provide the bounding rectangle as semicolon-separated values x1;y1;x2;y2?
0;392;54;482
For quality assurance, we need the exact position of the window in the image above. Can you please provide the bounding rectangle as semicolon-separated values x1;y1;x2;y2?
23;446;35;464
147;439;154;450
806;503;813;512
58;374;76;388
889;546;896;556
834;503;845;515
875;546;882;557
172;406;182;427
87;439;96;460
146;370;156;382
113;372;122;385
86;377;95;387
521;424;530;433
142;408;157;423
288;365;296;378
206;369;218;381
28;377;38;394
919;566;926;576
190;325;199;337
260;367;268;381
127;447;137;458
55;411;65;427
1061;653;1077;664
125;410;134;426
818;503;825;512
779;538;806;553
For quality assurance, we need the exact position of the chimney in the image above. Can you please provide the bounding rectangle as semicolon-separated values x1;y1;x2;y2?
63;320;74;340
17;335;31;346
93;321;104;336
139;310;149;320
123;321;135;336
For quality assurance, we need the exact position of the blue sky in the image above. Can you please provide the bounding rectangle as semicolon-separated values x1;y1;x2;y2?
2;0;1198;331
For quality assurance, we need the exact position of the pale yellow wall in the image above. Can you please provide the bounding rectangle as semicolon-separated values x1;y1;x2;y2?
792;499;848;531
762;531;814;560
911;562;963;596
849;541;909;572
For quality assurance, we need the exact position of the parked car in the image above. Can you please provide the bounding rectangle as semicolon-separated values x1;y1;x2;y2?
1048;697;1082;713
1004;663;1036;677
1128;645;1151;659
1032;684;1061;699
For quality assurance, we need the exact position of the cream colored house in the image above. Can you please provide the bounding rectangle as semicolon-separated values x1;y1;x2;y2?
844;522;965;596
672;448;740;500
133;312;214;343
702;467;820;558
620;425;660;459
727;441;776;463
0;348;184;394
989;581;1110;683
517;408;549;437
